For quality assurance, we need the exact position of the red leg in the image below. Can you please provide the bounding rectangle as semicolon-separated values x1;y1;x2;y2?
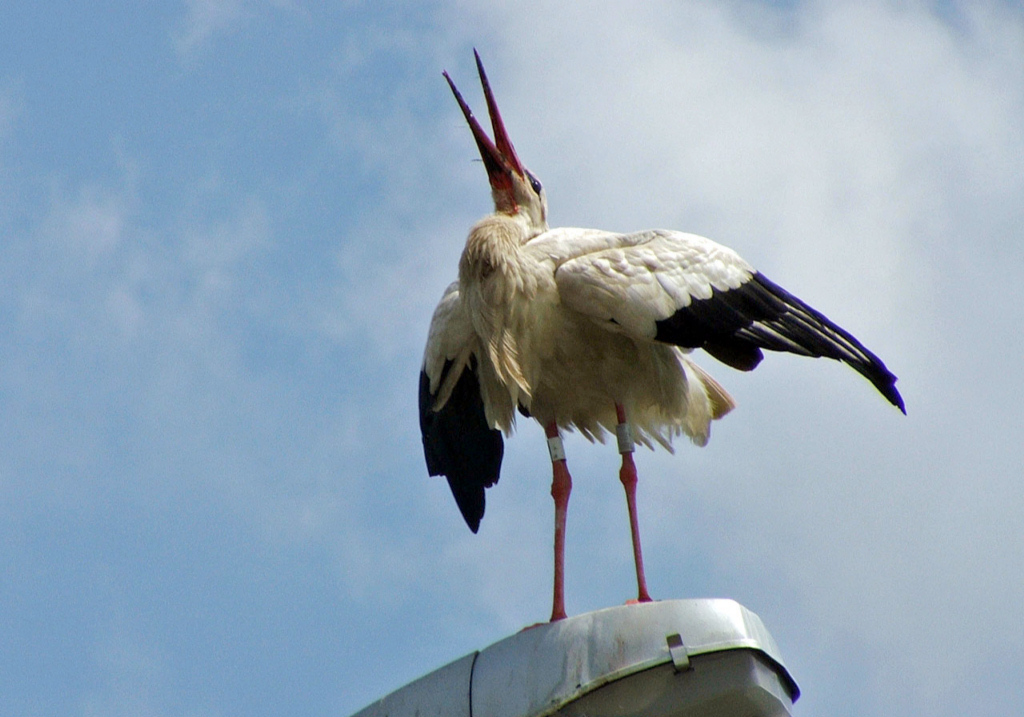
546;421;572;621
616;404;652;604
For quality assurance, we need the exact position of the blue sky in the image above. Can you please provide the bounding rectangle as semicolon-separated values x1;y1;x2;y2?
2;1;1022;715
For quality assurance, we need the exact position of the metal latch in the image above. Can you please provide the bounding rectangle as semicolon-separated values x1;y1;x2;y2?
666;632;690;671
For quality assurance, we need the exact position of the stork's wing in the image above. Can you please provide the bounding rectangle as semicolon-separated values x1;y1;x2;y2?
547;229;905;412
419;282;503;533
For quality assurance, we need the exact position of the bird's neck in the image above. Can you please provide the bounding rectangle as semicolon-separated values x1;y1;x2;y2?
459;213;532;284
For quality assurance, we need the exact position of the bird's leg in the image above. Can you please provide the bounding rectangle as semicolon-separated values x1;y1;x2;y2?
616;404;652;604
545;421;572;622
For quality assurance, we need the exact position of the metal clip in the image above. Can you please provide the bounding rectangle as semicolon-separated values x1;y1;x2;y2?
666;632;690;671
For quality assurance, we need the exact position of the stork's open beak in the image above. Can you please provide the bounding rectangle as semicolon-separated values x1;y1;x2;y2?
444;50;525;212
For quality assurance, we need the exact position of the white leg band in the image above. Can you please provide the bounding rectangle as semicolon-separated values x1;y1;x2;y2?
547;434;566;463
616;422;635;454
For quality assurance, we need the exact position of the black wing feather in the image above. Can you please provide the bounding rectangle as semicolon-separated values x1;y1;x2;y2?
419;359;504;532
655;272;905;413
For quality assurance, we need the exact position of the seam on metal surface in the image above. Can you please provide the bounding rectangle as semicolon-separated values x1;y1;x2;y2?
467;650;481;717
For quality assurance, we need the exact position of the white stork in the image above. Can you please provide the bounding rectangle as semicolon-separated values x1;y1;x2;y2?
419;52;905;622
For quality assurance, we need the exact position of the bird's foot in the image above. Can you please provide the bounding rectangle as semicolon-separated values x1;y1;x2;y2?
625;596;655;606
518;610;567;633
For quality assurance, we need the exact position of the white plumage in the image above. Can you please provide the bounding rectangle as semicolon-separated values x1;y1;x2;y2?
419;52;903;621
423;227;742;449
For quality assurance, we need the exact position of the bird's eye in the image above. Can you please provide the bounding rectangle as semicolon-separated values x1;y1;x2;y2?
526;171;543;195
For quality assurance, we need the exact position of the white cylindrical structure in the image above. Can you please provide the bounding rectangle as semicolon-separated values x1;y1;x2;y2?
351;599;799;717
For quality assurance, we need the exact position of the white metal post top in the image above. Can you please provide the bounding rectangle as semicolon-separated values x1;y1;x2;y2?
350;598;799;717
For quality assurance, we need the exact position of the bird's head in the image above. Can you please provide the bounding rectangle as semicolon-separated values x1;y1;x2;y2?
444;51;548;237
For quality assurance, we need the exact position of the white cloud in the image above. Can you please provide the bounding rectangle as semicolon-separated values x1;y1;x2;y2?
82;611;171;717
6;3;1023;715
0;82;18;142
334;2;1024;714
172;0;297;61
174;0;249;58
